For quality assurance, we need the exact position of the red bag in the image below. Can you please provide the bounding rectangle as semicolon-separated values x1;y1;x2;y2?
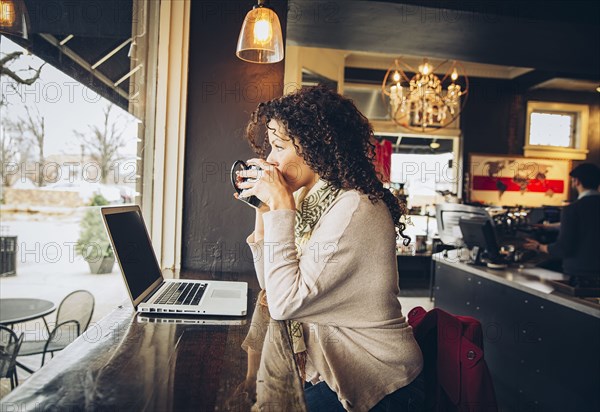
408;306;498;412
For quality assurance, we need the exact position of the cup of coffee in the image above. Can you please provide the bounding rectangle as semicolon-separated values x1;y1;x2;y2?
231;160;264;209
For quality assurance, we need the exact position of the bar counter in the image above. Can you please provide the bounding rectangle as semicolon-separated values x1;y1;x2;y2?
1;270;306;411
433;250;600;412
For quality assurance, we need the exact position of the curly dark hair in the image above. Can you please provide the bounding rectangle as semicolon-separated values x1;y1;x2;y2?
245;85;410;245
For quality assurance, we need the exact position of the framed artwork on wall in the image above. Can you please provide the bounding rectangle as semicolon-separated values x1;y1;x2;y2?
469;154;571;206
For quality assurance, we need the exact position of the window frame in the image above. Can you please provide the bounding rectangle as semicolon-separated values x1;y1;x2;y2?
524;101;589;160
145;0;191;276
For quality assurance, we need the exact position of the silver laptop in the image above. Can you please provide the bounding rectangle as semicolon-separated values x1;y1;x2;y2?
137;315;247;326
101;205;248;316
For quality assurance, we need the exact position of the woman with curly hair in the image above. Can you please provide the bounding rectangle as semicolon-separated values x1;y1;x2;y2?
234;85;424;411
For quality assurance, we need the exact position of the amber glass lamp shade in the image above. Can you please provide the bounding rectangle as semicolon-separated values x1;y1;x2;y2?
236;3;284;64
0;0;30;39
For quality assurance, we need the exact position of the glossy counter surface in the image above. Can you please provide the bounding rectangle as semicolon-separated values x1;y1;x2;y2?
1;271;306;411
434;250;600;318
433;251;600;412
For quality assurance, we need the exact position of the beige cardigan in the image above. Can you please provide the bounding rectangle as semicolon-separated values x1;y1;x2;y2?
246;190;423;411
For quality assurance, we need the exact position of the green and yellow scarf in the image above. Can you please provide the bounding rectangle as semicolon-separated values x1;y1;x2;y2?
259;178;343;380
288;179;343;379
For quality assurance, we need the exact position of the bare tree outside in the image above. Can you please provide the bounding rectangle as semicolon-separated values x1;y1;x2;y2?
1;106;36;187
0;87;16;186
1;126;36;187
0;127;18;186
1;50;46;187
73;103;129;184
5;104;46;186
0;51;46;86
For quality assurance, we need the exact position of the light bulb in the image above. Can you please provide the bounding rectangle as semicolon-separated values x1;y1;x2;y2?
420;60;432;75
236;3;284;63
253;16;272;43
451;68;458;81
392;71;401;82
0;0;16;26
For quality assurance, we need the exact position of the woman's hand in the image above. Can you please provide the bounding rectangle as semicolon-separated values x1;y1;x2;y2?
226;377;256;409
233;160;270;213
235;158;295;211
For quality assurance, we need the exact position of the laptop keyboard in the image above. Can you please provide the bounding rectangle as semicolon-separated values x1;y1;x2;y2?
155;282;207;306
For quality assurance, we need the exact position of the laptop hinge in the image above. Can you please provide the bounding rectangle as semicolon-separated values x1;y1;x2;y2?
143;281;166;303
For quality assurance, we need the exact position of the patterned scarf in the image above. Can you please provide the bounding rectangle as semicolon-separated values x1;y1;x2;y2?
260;179;343;380
290;179;343;379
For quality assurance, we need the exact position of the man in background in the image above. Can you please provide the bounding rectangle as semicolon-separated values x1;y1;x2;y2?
524;163;600;284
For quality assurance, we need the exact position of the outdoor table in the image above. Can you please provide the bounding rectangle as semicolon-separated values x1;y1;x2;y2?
0;298;56;329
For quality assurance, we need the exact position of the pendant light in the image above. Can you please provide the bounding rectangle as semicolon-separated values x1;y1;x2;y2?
236;0;284;64
0;0;30;39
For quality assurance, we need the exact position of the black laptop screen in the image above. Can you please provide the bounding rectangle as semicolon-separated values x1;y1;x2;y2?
104;210;162;300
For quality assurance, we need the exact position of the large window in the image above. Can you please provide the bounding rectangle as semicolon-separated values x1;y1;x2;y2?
0;0;160;382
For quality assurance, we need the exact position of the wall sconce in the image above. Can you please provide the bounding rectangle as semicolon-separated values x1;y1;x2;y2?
236;0;284;64
0;0;30;39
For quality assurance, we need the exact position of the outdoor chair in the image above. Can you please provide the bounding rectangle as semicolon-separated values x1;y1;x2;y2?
0;325;24;389
18;290;95;371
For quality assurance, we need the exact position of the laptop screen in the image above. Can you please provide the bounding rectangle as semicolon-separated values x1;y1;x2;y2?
104;210;162;300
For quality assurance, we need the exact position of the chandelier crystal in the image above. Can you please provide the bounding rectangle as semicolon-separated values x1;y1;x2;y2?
381;58;468;132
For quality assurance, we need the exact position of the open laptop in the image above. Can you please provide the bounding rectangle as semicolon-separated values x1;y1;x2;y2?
101;205;247;316
137;314;247;326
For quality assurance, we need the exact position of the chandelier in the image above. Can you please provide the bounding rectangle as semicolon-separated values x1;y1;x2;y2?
381;58;469;132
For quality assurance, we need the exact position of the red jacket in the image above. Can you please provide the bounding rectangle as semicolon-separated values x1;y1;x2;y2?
408;306;498;412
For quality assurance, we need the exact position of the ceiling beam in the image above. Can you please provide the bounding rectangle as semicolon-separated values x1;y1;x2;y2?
512;70;558;92
38;33;129;101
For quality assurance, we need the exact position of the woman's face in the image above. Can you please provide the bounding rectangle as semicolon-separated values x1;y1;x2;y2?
265;119;318;192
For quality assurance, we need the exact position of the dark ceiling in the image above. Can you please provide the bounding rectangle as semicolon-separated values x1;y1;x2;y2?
374;0;600;26
7;0;597;104
287;0;599;82
24;0;132;38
